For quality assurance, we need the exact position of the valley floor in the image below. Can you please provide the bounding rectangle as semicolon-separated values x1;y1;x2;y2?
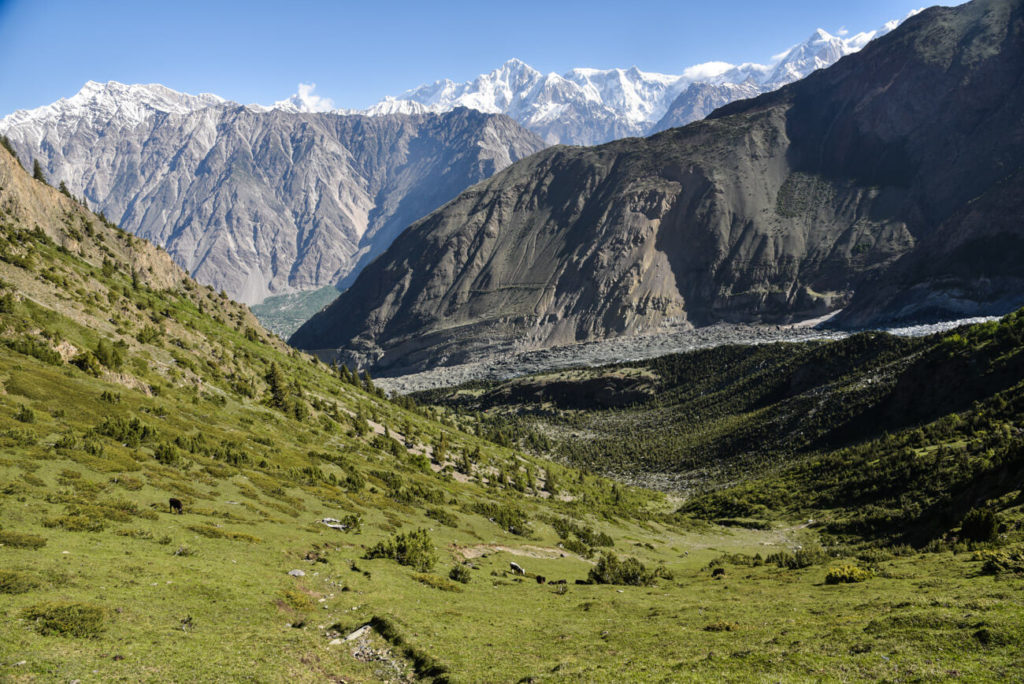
376;316;999;394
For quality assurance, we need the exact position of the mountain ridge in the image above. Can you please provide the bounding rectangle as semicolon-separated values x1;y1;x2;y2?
290;0;1024;375
0;96;544;305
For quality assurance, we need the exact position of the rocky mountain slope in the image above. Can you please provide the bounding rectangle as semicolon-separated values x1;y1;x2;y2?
0;88;544;304
367;19;911;145
291;0;1024;375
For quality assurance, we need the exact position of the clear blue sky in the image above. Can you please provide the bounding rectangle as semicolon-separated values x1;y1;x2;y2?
0;0;951;115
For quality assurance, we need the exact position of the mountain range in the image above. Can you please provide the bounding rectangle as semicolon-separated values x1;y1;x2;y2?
366;22;906;146
0;11;914;321
0;88;543;306
291;0;1024;375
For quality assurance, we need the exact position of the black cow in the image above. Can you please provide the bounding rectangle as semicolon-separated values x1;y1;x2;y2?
169;498;183;514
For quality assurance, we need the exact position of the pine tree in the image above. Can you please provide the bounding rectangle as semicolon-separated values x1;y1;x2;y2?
32;159;47;184
265;362;288;410
58;180;72;197
0;135;16;158
337;363;352;384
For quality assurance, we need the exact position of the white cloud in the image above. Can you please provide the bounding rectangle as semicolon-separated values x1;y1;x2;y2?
275;83;335;113
681;61;735;81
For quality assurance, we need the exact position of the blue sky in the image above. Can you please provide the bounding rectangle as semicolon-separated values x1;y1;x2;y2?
0;0;950;115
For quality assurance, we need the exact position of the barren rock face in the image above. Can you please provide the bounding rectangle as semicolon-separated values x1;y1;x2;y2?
2;101;545;304
291;0;1024;374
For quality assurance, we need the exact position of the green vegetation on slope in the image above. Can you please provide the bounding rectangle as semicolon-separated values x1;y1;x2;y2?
420;314;1024;548
1;142;1022;682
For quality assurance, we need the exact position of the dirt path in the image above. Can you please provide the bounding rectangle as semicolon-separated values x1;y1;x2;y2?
450;542;575;561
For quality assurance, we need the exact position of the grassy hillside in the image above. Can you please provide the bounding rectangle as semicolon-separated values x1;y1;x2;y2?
1;142;1022;681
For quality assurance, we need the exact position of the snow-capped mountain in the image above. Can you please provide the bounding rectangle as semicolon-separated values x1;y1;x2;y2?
0;84;544;306
369;12;921;144
0;80;224;140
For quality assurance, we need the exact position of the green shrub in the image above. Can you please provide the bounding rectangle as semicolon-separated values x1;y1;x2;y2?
825;564;873;584
587;552;655;586
961;509;999;543
15;404;35;423
0;530;47;549
187;524;260;543
704;621;739;632
414;572;462;592
471;501;530;536
71;350;103;376
95;416;157;447
974;548;1024;575
448;564;472;584
281;588;315;612
425;507;457;527
0;569;40;594
21;601;106;637
364;528;436;572
43;508;107;532
765;544;829;569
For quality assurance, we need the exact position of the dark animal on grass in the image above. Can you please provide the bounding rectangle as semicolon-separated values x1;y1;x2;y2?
550;579;567;585
169;498;183;514
536;575;547;584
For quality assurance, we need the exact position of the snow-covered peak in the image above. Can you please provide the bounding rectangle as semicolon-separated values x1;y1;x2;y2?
360;11;918;144
0;80;224;133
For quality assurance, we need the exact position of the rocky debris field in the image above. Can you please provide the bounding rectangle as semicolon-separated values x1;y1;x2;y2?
376;316;1000;394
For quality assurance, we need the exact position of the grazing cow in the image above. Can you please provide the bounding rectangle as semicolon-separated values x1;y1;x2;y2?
509;561;525;575
535;575;547;584
169;498;183;514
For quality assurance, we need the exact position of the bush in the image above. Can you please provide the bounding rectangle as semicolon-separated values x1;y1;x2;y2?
43;508;107;532
71;350;103;376
186;524;260;543
825;564;873;584
282;588;315;612
765;544;829;569
0;569;40;594
0;530;47;549
704;621;739;632
961;509;999;543
21;601;106;637
364;528;436;572
587;552;656;586
426;507;458;527
448;564;472;584
15;404;35;423
974;548;1024;575
414;573;462;592
471;502;530;536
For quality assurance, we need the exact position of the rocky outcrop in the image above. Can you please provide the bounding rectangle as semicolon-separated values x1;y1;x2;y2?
291;0;1024;373
1;91;545;304
649;81;764;133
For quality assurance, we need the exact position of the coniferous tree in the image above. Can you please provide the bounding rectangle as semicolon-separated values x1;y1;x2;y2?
32;159;47;184
265;362;288;410
337;363;352;384
0;135;16;158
